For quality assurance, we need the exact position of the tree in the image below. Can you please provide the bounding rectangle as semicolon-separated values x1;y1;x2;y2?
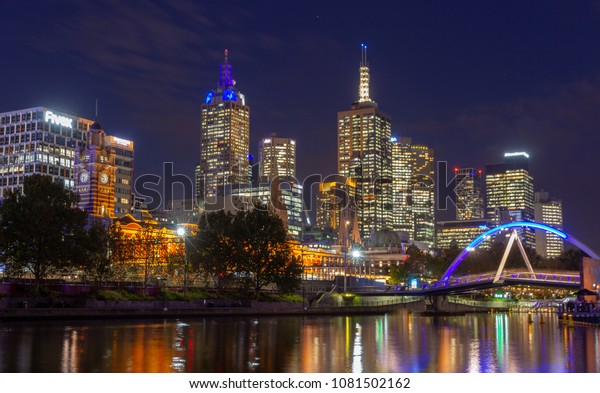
81;220;113;284
194;210;238;291
234;208;301;298
0;175;87;293
193;207;302;298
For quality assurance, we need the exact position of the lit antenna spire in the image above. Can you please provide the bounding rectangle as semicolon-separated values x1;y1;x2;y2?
358;43;372;103
218;48;233;90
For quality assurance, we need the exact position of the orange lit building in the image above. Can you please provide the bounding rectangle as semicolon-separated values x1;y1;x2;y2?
111;211;197;281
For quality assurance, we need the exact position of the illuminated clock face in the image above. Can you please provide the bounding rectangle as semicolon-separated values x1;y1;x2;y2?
100;173;109;184
79;171;89;184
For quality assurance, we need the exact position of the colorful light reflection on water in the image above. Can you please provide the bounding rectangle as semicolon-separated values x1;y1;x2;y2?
0;311;599;372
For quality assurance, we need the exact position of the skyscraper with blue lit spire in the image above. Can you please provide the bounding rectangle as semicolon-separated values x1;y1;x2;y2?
196;49;250;204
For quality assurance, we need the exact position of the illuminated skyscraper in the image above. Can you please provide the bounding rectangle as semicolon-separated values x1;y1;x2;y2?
485;152;534;247
337;44;393;240
316;175;357;231
534;191;564;258
259;133;296;182
454;167;484;220
391;137;413;235
198;50;250;204
411;144;435;247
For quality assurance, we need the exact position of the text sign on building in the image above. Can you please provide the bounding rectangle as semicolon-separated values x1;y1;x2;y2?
113;137;131;147
44;111;73;129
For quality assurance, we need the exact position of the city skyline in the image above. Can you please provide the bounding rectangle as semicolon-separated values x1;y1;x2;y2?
1;1;599;250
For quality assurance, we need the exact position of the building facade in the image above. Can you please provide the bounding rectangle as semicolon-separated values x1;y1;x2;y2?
74;120;115;218
197;50;250;204
454;167;484;220
485;152;534;248
316;175;357;232
391;137;413;236
534;191;564;258
436;219;492;250
0;107;90;198
0;107;133;216
337;45;393;240
258;133;296;182
411;144;435;247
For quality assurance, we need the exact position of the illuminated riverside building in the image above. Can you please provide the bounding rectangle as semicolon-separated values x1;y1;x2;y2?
259;133;296;182
485;152;534;248
454;167;484;220
534;191;564;258
337;44;393;240
197;50;250;204
0;107;133;216
435;219;492;250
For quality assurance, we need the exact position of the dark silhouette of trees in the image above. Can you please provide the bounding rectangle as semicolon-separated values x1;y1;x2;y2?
0;175;87;292
193;207;302;297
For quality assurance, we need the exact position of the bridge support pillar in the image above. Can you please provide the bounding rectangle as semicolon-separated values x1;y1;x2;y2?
429;295;449;312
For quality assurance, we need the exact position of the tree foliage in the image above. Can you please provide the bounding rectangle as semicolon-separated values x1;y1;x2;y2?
193;207;301;297
0;175;87;292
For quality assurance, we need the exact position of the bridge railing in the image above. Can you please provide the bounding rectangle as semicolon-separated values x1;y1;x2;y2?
424;271;580;291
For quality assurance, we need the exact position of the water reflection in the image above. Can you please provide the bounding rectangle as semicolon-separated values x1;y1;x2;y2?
0;311;599;372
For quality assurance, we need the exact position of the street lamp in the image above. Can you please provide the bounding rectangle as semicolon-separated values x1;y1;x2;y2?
176;226;188;294
351;249;362;278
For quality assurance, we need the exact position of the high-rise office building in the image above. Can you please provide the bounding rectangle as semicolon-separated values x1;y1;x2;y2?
534;191;564;258
316;175;357;232
454;167;484;220
485;152;534;247
391;136;413;235
411;144;435;247
337;45;393;240
0;107;133;216
259;133;296;182
390;137;435;247
0;107;90;198
197;50;250;203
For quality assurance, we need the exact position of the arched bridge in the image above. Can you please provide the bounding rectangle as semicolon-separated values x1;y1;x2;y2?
421;221;596;295
358;221;596;297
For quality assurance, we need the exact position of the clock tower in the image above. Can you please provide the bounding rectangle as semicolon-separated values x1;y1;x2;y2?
74;119;115;218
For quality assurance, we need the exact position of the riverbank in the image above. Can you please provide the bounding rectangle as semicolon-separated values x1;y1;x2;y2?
0;301;417;322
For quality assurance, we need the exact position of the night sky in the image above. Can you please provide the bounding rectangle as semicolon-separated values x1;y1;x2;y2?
2;1;600;251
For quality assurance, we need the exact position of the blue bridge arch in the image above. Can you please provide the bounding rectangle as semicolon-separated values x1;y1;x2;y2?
441;221;600;281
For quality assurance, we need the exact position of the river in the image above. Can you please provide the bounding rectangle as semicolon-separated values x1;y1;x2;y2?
0;310;598;372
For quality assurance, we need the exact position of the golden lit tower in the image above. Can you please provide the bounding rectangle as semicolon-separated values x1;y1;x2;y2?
74;119;115;218
197;49;250;204
337;44;393;241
